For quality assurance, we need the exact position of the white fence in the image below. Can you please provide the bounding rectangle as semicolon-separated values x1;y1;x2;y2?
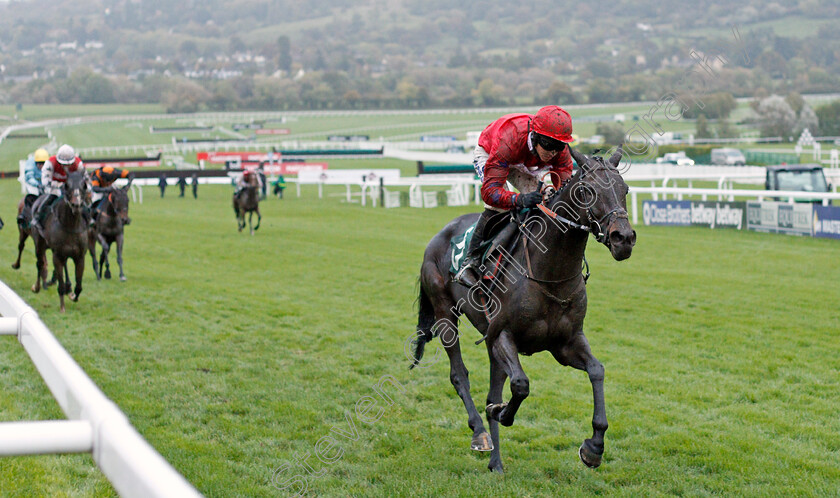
0;281;201;498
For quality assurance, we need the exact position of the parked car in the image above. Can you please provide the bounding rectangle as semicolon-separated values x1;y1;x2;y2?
656;151;695;166
711;148;746;166
765;164;831;202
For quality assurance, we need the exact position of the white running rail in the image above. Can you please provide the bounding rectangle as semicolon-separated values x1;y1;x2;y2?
0;281;201;498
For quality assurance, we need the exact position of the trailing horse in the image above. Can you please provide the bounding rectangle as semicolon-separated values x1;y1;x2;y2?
411;146;636;473
89;185;131;281
30;170;91;312
233;175;261;235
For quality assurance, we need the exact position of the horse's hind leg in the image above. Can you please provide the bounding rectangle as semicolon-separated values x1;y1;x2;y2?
254;208;261;231
421;278;490;452
442;330;493;452
116;234;126;281
551;331;607;468
11;229;27;269
486;329;529;428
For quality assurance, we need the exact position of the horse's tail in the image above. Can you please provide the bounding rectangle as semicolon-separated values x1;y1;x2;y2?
410;282;436;370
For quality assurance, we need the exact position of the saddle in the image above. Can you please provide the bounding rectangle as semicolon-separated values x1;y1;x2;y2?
449;211;522;278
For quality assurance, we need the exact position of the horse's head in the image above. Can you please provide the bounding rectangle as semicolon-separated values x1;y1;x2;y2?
247;172;259;187
109;186;131;225
62;171;89;213
558;146;636;261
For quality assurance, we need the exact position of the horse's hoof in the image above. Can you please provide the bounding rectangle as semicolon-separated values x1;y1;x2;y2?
485;402;507;422
11;263;19;269
471;432;493;452
70;293;78;302
488;461;504;474
579;440;603;469
119;275;126;282
31;285;39;293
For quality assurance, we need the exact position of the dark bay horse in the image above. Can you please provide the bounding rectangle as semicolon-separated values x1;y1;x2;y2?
31;170;90;312
233;174;261;234
89;185;131;281
411;147;636;473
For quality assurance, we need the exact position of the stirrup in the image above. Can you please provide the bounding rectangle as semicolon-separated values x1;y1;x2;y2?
454;260;480;287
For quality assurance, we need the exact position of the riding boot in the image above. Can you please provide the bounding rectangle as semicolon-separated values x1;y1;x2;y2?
453;209;493;287
32;195;56;230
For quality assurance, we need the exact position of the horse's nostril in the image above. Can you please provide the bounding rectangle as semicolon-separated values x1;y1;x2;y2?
609;231;625;245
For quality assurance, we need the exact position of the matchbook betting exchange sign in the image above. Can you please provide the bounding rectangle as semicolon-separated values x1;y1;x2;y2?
642;200;840;239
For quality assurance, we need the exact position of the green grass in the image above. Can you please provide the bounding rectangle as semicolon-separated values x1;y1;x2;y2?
0;175;839;496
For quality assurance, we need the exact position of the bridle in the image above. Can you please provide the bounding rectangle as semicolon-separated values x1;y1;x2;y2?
537;163;628;247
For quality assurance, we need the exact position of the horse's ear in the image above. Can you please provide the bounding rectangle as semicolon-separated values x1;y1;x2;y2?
569;147;590;171
608;143;624;167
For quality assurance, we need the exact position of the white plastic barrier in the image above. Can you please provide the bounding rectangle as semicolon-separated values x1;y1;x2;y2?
0;281;201;498
383;190;401;208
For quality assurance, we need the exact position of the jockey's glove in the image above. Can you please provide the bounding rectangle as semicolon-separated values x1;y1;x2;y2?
515;190;543;208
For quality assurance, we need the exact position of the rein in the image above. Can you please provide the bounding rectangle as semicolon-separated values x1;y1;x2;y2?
55;198;88;234
540;165;629;247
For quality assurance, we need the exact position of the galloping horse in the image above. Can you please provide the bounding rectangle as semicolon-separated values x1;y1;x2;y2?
31;170;90;312
89;185;131;281
233;173;261;234
411;146;636;473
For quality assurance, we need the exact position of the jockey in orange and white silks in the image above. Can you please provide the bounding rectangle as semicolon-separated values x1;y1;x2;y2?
453;105;576;286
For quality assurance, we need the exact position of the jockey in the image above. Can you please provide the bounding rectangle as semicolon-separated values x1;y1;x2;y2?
90;165;134;224
33;144;85;228
453;105;576;286
235;168;260;195
17;148;50;225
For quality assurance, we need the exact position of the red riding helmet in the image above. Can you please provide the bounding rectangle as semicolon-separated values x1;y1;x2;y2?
531;105;574;143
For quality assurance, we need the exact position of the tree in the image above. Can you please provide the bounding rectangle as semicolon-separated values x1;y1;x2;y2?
683;92;736;119
795;104;819;137
276;35;292;73
695;114;712;139
543;81;579;105
595;122;625;145
785;92;805;114
756;95;796;140
716;118;738;139
816;100;840;137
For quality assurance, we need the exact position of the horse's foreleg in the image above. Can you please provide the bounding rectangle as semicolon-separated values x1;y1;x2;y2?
53;254;66;312
487;329;529;427
485;354;507;473
97;234;111;279
254;208;261;231
249;212;254;235
116;234;126;281
32;242;44;293
551;332;607;468
71;254;84;302
88;230;100;280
